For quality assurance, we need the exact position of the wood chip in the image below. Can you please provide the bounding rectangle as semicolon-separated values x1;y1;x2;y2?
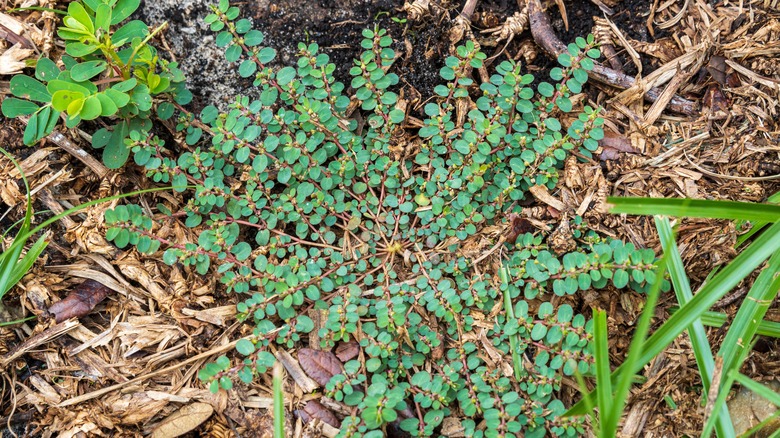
150;402;214;438
276;350;318;393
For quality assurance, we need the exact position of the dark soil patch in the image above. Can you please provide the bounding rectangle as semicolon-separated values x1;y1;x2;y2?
248;0;455;102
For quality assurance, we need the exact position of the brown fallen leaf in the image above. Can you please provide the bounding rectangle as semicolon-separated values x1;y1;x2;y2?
334;341;360;362
505;214;534;244
703;84;730;118
298;348;343;387
48;279;110;323
706;55;728;85
150;402;213;438
599;129;639;161
296;400;339;427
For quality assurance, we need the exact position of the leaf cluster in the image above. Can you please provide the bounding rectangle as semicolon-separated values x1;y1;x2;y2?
1;0;191;168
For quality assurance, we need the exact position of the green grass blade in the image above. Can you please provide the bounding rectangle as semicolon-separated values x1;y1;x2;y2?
608;197;780;222
735;191;780;247
719;251;780;378
732;372;780;407
0;146;35;301
567;220;780;416
606;257;667;437
656;217;735;438
592;309;613;436
0;315;36;327
273;360;285;438
501;264;524;380
669;309;780;338
702;253;780;437
0;235;48;298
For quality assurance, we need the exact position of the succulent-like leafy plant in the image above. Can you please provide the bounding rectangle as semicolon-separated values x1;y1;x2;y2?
104;1;666;435
1;0;191;168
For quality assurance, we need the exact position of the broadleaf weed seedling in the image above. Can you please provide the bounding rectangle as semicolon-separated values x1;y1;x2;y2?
105;1;668;435
1;0;191;168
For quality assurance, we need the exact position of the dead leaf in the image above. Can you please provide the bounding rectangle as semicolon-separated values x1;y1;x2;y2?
334;341;359;362
48;280;110;323
296;400;339;427
505;214;534;244
150;402;214;438
706;55;728;85
600;129;639;154
703;84;729;117
298;348;343;386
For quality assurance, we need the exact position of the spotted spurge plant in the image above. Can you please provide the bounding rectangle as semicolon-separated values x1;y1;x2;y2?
104;1;666;436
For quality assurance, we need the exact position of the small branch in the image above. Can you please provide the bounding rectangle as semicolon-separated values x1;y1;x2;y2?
48;129;110;178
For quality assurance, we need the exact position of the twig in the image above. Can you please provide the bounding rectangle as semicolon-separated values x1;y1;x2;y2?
47;129;110;179
0;320;79;368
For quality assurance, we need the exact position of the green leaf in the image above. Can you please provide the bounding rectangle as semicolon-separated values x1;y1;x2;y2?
23;116;41;147
257;46;276;63
71;60;107;81
157;101;175;119
555;96;572;112
111;0;141;25
276;66;296;85
113;20;149;45
51;90;85;112
236;339;256;356
612;269;628;288
1;98;40;118
244;30;264;46
10;75;50;102
67;2;94;34
79;94;102;120
95;3;112;32
105;88;131;108
537;82;554;97
35;58;60;82
65;41;99;57
239;59;257;77
103;120;130;169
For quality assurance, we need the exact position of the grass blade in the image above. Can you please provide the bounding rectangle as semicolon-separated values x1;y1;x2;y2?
608;197;780;222
501;264;524;380
273;360;285;438
0;147;35;301
732;372;780;407
606;256;667;437
592;309;613;436
668;309;780;338
701;253;780;437
656;217;735;437
718;251;780;378
0;235;48;298
735;190;780;247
